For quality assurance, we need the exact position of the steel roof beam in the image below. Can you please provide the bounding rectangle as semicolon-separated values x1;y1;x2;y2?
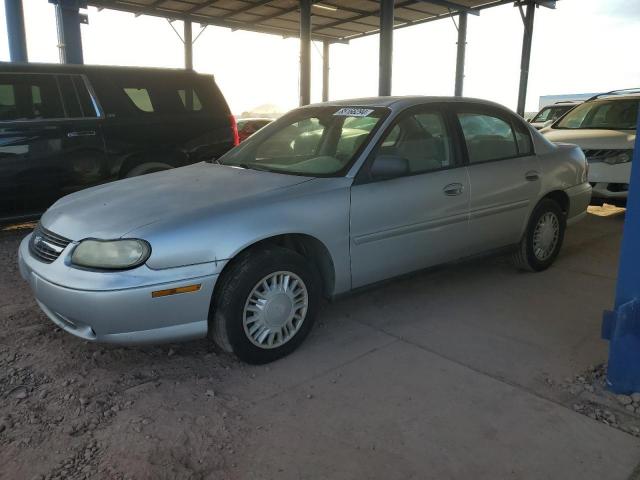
420;0;479;15
88;0;348;43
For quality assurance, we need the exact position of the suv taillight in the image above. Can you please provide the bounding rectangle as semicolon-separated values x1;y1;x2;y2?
229;114;240;146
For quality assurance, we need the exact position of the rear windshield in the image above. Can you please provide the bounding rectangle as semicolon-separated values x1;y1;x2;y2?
554;99;639;130
219;106;389;177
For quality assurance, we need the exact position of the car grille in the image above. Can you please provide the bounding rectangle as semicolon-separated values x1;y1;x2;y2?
582;149;623;162
29;224;71;263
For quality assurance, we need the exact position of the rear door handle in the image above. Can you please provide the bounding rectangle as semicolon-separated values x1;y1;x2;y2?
525;170;540;181
67;130;96;138
443;183;464;196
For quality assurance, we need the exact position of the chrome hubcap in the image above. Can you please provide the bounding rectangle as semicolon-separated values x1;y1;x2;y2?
243;271;308;349
533;212;560;261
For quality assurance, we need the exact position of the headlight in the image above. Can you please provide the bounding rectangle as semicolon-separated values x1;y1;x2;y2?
71;239;151;269
604;150;633;165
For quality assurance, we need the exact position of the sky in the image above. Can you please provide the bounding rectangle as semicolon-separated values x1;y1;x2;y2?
0;0;638;115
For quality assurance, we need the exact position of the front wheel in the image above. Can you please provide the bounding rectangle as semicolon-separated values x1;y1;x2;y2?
210;247;320;364
512;198;566;272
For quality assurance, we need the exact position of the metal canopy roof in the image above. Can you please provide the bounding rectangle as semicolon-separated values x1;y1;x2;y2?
87;0;517;43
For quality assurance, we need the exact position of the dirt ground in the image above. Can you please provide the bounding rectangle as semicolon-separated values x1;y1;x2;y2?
2;209;640;480
1;227;250;480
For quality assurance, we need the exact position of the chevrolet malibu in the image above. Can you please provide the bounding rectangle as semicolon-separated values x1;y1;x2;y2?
18;97;591;364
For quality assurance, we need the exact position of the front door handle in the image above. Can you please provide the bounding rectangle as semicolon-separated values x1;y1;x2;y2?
525;170;540;181
67;130;96;138
443;183;464;196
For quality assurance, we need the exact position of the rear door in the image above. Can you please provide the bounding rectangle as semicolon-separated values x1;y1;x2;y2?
0;72;106;220
452;105;540;253
350;105;470;288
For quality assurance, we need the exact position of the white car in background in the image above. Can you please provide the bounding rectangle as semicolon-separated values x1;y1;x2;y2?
541;89;639;206
529;101;581;130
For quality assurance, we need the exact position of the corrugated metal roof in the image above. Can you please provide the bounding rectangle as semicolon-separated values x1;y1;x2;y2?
88;0;519;43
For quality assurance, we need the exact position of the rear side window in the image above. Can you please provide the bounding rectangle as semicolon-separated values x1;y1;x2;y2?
513;120;533;155
72;76;99;118
178;88;202;111
0;74;65;121
124;87;154;112
458;112;518;163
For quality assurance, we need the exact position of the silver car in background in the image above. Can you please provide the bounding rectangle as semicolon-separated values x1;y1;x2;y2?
18;97;591;363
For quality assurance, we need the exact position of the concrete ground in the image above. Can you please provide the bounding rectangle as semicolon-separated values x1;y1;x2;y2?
2;207;639;479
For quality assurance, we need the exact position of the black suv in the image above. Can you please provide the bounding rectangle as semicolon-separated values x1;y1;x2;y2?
0;63;238;223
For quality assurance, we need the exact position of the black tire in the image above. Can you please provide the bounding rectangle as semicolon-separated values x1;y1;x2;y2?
512;198;566;272
210;246;320;364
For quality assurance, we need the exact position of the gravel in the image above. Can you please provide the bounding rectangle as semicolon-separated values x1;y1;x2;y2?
0;227;248;479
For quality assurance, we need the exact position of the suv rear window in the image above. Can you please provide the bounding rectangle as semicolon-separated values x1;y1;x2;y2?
0;74;65;121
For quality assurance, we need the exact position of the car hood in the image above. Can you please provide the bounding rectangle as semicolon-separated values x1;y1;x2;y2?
41;163;313;241
541;128;636;149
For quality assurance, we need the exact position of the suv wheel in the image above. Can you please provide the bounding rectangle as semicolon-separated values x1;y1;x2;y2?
512;198;566;272
210;247;320;364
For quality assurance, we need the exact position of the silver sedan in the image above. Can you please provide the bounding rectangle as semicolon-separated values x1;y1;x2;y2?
18;97;591;363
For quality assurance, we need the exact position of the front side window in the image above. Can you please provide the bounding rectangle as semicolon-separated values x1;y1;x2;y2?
555;99;638;130
0;74;64;121
375;110;453;174
219;106;388;176
458;112;518;163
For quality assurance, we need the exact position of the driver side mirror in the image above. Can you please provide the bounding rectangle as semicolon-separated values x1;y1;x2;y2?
370;154;409;180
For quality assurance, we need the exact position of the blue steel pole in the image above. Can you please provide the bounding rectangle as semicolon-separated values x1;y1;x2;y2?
602;112;640;393
5;0;28;62
50;0;86;64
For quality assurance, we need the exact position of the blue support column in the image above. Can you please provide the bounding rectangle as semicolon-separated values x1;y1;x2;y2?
50;0;86;64
4;0;28;62
602;115;640;393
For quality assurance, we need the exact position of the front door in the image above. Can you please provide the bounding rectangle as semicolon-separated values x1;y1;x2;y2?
350;106;470;288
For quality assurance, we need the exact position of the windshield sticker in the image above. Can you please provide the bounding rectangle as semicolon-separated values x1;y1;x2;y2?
333;107;374;117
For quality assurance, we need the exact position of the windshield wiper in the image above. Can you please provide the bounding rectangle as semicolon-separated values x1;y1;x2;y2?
236;163;273;172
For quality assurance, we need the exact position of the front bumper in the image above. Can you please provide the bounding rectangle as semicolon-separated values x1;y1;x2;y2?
18;234;221;345
588;161;631;200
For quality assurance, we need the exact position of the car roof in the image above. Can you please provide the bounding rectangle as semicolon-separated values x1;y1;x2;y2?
303;95;516;113
0;61;211;78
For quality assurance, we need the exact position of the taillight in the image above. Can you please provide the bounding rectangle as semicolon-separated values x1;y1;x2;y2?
229;114;240;146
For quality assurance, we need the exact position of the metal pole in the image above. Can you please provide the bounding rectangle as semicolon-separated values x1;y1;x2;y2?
602;113;640;393
52;0;85;64
454;12;467;97
299;0;312;106
516;1;535;117
184;20;193;70
4;0;28;62
378;0;394;96
322;41;330;102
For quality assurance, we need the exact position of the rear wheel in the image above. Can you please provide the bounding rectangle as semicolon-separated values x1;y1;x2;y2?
210;247;320;364
512;198;566;272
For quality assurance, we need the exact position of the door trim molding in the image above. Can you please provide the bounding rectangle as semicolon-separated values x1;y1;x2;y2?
352;212;468;246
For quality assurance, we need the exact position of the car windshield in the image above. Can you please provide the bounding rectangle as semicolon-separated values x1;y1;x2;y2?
532;105;572;123
219;106;389;176
554;99;639;130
